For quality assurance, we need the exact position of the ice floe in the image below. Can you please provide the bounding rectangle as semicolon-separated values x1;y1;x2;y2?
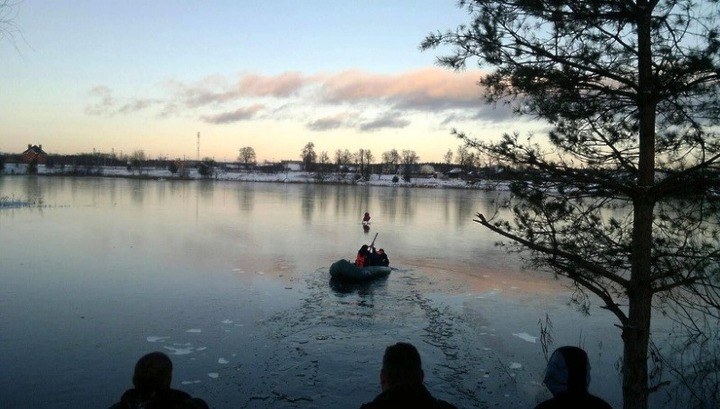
146;336;170;343
512;332;537;343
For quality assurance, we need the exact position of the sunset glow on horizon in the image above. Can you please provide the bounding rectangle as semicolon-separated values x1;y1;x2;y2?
1;1;545;163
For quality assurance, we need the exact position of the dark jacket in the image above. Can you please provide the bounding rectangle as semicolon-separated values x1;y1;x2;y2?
534;346;613;409
534;392;613;409
360;383;457;409
108;388;209;409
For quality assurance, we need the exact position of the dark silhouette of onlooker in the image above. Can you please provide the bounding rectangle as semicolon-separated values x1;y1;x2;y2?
534;346;613;409
108;351;209;409
360;342;457;409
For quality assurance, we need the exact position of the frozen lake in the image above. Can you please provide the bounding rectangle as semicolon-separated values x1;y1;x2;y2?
0;176;627;408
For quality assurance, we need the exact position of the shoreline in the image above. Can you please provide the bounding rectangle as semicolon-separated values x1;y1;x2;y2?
1;163;510;191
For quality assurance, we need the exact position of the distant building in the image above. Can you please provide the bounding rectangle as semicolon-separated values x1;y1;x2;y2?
281;160;303;171
22;144;48;164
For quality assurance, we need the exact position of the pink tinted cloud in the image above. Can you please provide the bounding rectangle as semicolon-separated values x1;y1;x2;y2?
236;72;309;98
168;72;312;109
319;68;483;110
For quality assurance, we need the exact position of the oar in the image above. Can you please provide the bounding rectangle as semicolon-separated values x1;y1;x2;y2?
370;232;378;248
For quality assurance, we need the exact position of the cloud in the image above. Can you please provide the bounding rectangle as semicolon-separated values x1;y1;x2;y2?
306;112;354;131
440;104;516;125
359;112;411;132
166;72;312;109
318;68;484;111
85;85;116;116
119;98;161;114
85;68;495;128
201;104;266;124
236;72;309;98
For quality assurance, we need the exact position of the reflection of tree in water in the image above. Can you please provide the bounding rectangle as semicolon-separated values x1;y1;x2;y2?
236;184;255;213
379;187;399;221
300;184;315;223
228;269;527;408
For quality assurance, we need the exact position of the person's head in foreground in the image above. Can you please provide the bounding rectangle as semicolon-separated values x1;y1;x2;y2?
544;346;592;395
536;346;613;409
381;342;424;391
132;351;173;398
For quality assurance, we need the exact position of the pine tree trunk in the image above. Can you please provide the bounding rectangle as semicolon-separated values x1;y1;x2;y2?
625;4;656;407
623;197;653;409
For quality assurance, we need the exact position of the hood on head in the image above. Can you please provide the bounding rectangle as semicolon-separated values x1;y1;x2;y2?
543;346;591;396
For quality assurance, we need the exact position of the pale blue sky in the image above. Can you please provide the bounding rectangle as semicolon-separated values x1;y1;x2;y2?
2;1;536;163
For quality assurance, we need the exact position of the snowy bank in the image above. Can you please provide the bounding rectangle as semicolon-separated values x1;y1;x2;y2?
2;163;510;191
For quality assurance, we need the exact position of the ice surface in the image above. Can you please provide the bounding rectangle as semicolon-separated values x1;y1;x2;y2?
208;373;219;378
186;329;202;333
509;362;523;369
218;358;229;364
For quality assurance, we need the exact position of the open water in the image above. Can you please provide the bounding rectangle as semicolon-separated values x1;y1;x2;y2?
1;176;630;408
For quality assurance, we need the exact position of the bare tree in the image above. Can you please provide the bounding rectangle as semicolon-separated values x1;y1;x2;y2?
315;151;331;181
0;1;22;49
300;142;317;172
356;148;374;180
129;150;146;174
423;1;720;408
334;149;353;167
381;149;401;174
237;146;256;170
444;149;453;167
400;150;419;182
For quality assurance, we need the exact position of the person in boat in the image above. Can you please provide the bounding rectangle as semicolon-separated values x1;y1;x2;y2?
375;248;390;267
534;346;612;409
355;244;371;267
359;342;457;409
108;351;208;409
364;246;389;267
362;212;371;225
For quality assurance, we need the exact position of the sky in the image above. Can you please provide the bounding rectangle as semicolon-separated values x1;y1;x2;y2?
1;1;540;163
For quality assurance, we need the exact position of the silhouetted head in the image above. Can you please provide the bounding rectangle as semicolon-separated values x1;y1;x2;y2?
360;244;369;251
132;352;173;396
378;249;385;254
543;346;591;396
380;342;424;391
